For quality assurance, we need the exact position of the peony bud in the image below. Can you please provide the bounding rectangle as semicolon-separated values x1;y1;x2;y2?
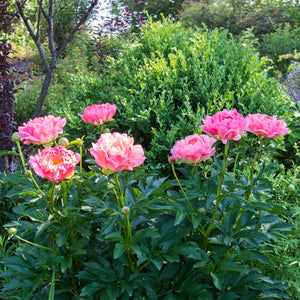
107;182;115;190
12;132;20;143
58;137;69;147
7;227;17;236
121;206;130;214
25;170;32;178
288;184;296;192
197;207;206;215
102;168;115;176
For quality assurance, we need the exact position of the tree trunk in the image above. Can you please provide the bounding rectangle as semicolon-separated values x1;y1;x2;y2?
32;69;54;118
15;0;99;118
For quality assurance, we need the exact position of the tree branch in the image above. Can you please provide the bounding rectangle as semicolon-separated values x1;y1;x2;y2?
37;0;50;24
47;0;56;56
56;0;99;57
15;0;50;72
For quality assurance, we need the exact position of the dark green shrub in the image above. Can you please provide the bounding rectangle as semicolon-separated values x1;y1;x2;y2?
0;118;294;299
179;1;300;76
180;0;300;38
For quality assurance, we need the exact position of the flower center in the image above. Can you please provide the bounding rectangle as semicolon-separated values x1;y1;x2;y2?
52;158;64;165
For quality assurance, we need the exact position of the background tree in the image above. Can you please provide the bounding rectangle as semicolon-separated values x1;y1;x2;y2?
109;0;188;32
0;0;18;169
15;0;99;118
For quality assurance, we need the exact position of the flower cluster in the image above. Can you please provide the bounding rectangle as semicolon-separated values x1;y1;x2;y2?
170;109;289;165
15;105;289;181
15;103;145;182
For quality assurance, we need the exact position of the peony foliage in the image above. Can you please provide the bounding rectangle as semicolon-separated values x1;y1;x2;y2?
0;106;295;299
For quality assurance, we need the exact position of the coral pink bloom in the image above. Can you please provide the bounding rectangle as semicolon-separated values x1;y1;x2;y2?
18;115;66;145
170;134;216;164
29;146;80;181
90;132;146;172
245;113;289;138
80;103;117;125
200;109;248;144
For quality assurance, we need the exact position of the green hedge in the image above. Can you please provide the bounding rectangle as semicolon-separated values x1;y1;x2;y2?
49;19;292;172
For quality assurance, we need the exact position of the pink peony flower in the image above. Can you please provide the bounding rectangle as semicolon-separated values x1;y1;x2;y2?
80;103;117;125
18;115;66;145
170;134;216;164
90;132;146;172
200;109;248;144
29;146;80;181
245;113;289;138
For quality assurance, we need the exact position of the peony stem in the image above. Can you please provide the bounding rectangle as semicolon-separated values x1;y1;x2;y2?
112;187;122;210
233;153;239;176
203;141;230;251
114;172;125;207
114;172;134;270
49;181;56;213
15;139;26;171
15;234;58;253
15;138;45;196
249;139;264;187
171;163;195;212
61;181;67;208
79;143;83;173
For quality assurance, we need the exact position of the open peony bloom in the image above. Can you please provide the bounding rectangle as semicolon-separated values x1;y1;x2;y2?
80;103;117;126
18;115;66;146
170;134;216;164
29;146;80;181
200;109;248;144
245;113;289;138
90;132;146;172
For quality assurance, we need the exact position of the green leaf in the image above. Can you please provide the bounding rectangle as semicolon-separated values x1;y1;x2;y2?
113;243;126;259
160;263;180;281
174;212;185;226
259;290;290;299
133;228;160;241
217;261;248;274
61;256;72;273
194;261;214;270
131;243;142;258
100;218;117;235
56;231;68;247
36;220;53;238
0;150;19;156
210;271;224;291
151;256;163;270
80;282;105;297
107;284;120;299
231;251;269;264
105;232;124;242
